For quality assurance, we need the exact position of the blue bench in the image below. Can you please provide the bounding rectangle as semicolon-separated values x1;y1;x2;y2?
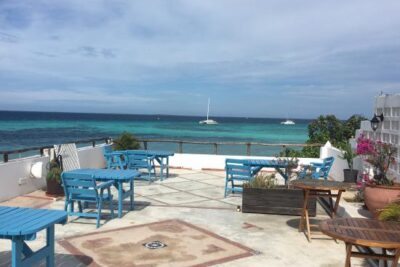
298;157;335;180
0;206;67;267
63;169;140;218
225;159;254;197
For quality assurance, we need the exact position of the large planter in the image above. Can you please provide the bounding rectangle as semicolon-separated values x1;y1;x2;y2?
364;184;400;218
46;179;64;197
242;187;316;217
343;169;358;183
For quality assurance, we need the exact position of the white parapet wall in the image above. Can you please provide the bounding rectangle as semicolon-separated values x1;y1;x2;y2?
0;145;107;202
168;153;320;171
320;141;348;182
0;143;349;202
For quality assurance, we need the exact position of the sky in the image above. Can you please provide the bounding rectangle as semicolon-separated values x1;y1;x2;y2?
0;0;399;119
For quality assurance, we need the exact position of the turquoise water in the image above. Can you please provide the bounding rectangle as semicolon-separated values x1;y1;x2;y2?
0;111;310;157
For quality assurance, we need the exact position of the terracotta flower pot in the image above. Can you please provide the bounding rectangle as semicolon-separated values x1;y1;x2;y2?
364;184;400;218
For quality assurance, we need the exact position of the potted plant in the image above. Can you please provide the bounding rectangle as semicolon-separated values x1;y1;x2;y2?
113;132;141;150
356;135;399;217
379;202;400;222
46;159;64;196
242;158;316;216
340;142;358;183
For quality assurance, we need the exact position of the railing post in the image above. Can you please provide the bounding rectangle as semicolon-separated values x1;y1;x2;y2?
214;143;218;155
40;148;44;156
178;142;183;153
92;141;96;147
246;143;251;156
143;141;148;150
3;153;8;163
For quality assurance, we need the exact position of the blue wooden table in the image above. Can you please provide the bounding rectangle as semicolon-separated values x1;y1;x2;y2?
244;159;290;184
65;169;140;218
124;150;174;181
0;206;67;267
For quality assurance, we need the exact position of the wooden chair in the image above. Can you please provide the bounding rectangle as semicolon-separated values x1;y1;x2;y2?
298;157;335;180
61;172;114;228
224;159;253;197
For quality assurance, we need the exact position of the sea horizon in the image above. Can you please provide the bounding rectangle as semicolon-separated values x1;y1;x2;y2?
0;110;312;157
0;109;316;121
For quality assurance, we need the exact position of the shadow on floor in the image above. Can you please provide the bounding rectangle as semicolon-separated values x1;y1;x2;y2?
0;251;91;267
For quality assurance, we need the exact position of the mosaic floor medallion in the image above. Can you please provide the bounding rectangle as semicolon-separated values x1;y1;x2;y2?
59;219;254;267
143;241;167;250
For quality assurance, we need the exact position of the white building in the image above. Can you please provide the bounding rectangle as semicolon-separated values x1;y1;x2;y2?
356;93;400;180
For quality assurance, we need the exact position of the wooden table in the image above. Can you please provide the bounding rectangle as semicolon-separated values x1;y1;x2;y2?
320;218;400;267
292;179;350;242
0;206;67;267
65;169;140;218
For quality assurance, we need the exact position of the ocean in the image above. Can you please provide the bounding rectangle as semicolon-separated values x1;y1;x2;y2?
0;111;311;157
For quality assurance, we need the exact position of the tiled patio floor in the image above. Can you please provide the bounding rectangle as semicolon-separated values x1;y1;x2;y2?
0;169;369;267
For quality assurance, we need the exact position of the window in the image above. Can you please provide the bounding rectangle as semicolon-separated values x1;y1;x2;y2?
384;121;390;130
392;121;399;130
383;133;390;142
384;108;391;116
391;134;398;145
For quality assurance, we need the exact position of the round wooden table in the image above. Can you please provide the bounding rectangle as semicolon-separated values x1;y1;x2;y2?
291;179;351;242
320;218;400;267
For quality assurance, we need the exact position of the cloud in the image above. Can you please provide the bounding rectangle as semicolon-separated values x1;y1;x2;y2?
0;0;399;118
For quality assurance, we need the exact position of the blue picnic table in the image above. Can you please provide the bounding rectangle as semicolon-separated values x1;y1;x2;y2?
0;206;67;267
124;150;174;180
244;159;290;184
64;169;140;218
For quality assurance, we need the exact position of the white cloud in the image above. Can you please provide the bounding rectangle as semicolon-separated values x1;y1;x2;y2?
0;0;399;117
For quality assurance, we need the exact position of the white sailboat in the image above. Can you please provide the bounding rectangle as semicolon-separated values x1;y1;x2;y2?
280;119;295;125
199;98;218;125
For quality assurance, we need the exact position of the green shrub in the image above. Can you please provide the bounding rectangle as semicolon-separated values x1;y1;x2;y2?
379;202;400;222
339;141;357;171
244;173;277;189
113;132;141;150
46;159;62;183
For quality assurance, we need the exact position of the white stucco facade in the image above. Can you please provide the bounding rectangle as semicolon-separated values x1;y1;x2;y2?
356;93;400;181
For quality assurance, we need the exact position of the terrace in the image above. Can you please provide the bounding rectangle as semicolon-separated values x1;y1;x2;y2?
0;142;371;266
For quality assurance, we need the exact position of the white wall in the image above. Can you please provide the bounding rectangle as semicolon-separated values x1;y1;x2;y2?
1;143;350;202
0;145;107;202
0;156;48;202
320;142;348;181
77;145;106;169
168;153;319;170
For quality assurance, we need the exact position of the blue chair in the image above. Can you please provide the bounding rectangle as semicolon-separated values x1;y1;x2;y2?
103;145;126;169
225;159;253;197
126;152;156;182
61;172;114;228
298;156;335;180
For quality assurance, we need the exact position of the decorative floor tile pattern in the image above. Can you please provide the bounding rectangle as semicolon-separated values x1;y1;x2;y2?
59;219;254;267
148;191;210;205
164;181;215;191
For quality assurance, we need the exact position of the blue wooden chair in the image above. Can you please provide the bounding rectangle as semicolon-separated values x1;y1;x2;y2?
298;156;335;180
103;145;126;169
225;159;254;197
126;152;156;182
61;172;114;228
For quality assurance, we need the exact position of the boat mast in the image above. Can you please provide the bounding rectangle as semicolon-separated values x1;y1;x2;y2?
207;97;210;120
